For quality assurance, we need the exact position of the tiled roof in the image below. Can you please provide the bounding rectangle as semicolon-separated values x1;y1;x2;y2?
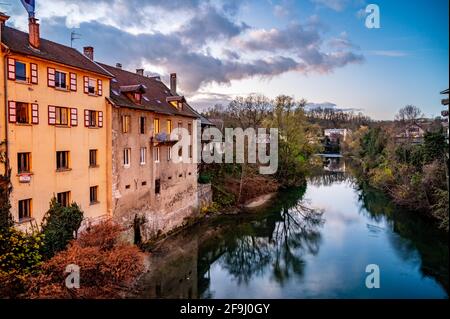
1;25;112;78
99;62;198;118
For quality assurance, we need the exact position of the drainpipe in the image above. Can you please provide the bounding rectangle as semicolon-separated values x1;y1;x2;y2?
2;47;11;177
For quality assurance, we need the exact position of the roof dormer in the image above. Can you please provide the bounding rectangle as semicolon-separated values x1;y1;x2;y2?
120;84;146;104
166;95;186;110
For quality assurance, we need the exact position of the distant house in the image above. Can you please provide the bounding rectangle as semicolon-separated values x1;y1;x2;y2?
323;128;351;142
394;120;443;144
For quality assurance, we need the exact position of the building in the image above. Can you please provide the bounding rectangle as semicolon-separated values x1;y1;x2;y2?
99;63;200;240
1;14;113;230
323;128;350;142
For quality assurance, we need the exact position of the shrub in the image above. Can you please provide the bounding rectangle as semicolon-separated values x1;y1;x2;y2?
26;221;144;299
198;173;212;184
41;198;84;259
0;229;44;298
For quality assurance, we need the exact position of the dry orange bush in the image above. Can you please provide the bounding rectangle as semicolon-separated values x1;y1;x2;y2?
26;221;145;299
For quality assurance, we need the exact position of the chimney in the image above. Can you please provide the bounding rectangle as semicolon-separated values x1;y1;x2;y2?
28;17;40;49
83;46;94;60
116;63;122;69
170;73;177;95
0;12;10;42
136;69;144;76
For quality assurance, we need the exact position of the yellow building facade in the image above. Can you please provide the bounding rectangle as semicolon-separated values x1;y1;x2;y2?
1;15;113;229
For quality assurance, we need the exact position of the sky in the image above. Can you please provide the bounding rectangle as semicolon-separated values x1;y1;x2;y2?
2;0;448;119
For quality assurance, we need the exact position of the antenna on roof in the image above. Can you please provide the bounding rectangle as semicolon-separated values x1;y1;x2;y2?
70;30;82;48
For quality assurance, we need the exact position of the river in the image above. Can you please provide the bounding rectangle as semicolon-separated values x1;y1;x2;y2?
132;158;449;299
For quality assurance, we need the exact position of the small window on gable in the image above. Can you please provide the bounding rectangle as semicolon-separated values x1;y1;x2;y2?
134;93;142;104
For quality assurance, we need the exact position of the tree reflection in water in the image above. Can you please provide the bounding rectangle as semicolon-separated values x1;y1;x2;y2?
201;187;325;288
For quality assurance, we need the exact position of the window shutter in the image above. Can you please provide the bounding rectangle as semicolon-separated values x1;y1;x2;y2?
31;103;39;124
48;106;56;125
98;111;103;128
47;67;55;87
8;101;16;123
84;76;89;94
30;63;38;84
70;108;78;126
97;79;103;96
84;109;90;127
70;73;77;91
7;58;15;80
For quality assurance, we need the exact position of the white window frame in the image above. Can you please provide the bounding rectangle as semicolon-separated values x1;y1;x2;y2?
123;148;131;168
140;147;147;165
154;147;160;163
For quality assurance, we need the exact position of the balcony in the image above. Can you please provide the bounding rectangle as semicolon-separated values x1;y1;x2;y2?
152;132;179;145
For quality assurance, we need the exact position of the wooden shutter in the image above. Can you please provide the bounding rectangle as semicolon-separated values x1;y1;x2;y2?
84;76;89;94
31;103;39;124
97;79;103;96
7;58;15;80
47;67;55;87
98;111;103;128
30;63;38;84
84;109;90;127
8;101;16;123
48;106;56;125
70;108;78;126
70;73;77;91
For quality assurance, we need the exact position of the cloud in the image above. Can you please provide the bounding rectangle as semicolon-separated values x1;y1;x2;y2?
274;5;289;18
368;50;409;57
189;92;235;110
7;0;364;93
306;102;363;112
310;0;365;12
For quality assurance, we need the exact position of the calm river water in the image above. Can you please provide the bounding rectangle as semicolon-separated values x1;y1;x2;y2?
133;158;448;299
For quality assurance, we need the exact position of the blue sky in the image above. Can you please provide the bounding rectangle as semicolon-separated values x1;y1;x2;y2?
2;0;449;119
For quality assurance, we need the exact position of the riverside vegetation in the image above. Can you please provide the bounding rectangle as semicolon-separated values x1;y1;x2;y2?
342;105;448;231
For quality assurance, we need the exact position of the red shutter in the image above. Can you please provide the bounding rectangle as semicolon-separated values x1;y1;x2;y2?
97;79;103;96
98;111;103;128
70;73;77;91
8;101;16;123
7;58;15;80
47;67;55;87
30;63;38;84
48;105;56;125
31;103;39;124
84;109;90;127
84;76;89;94
70;108;78;126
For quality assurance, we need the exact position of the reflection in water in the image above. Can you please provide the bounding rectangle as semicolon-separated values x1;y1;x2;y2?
132;159;448;299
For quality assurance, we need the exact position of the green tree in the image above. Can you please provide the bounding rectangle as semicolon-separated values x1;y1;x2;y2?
41;198;84;259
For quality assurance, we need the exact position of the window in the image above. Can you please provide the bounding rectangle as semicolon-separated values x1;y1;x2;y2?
178;121;182;129
154;118;160;134
167;146;172;161
15;61;27;81
140;117;146;134
123;148;131;167
18;199;32;220
155;179;161;194
125;184;131;189
55;71;67;89
189;145;192;159
141;181;147;186
89;110;97;127
188;123;192;135
17;152;31;174
140;147;147;165
88;78;96;94
16;102;30;124
167;120;172;134
90;186;98;204
134;93;142;103
122;115;130;133
57;191;70;207
55;106;69;125
56;151;69;170
89;149;97;167
154;147;160;163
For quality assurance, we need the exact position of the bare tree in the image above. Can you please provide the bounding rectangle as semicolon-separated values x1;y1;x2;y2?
395;105;424;122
